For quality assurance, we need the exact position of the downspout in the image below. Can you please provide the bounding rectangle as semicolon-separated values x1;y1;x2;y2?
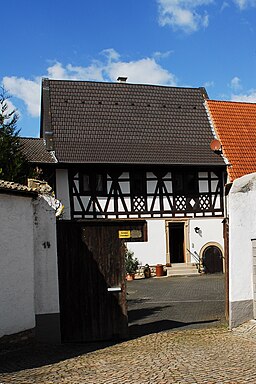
224;182;232;321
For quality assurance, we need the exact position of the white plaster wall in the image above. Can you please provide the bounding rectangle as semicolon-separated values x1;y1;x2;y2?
127;218;224;266
0;194;35;337
189;218;224;263
56;169;70;219
127;220;166;266
33;197;60;315
229;173;256;303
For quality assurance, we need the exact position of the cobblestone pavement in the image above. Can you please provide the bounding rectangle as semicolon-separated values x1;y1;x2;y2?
1;275;256;383
0;325;256;383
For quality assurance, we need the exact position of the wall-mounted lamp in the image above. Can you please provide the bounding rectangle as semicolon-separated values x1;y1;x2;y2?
194;227;200;234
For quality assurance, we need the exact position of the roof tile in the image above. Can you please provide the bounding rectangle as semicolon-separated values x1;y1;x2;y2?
0;180;37;195
206;100;256;181
20;138;56;164
40;80;225;166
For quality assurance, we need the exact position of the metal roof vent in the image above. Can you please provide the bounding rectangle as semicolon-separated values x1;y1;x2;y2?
117;77;128;83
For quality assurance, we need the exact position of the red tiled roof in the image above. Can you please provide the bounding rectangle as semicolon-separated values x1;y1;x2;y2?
206;100;256;182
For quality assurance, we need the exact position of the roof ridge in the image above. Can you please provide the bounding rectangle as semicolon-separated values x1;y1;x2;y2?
20;137;43;140
207;99;256;106
45;78;205;92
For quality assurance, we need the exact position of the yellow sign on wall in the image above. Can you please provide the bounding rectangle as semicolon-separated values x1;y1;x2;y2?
118;230;131;239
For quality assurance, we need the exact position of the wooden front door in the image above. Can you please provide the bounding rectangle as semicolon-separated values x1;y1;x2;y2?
169;222;185;263
57;221;128;342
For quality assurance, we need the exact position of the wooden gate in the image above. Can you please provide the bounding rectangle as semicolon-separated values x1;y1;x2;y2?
57;220;128;342
202;245;223;274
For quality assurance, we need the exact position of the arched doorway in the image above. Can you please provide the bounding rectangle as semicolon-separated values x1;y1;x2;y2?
201;243;223;273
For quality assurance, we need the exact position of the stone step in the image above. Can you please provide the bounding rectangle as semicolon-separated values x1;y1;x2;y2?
171;263;197;269
166;263;199;277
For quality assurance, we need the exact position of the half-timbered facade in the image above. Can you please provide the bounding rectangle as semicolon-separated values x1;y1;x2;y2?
69;166;224;220
24;78;227;269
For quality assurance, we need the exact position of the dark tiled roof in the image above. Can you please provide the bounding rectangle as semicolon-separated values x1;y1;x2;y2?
41;79;224;166
20;138;56;163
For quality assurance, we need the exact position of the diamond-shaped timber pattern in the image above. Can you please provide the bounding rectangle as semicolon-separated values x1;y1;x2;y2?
199;194;211;209
132;196;146;212
175;196;186;211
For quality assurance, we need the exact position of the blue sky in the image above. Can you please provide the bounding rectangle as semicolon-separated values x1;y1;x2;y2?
1;0;256;137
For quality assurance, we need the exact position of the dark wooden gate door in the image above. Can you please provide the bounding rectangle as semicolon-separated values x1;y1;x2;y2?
57;220;128;342
202;245;223;274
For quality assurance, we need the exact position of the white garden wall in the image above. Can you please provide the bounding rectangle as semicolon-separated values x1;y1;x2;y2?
0;189;60;343
33;196;60;315
228;173;256;327
56;169;70;219
0;194;35;337
33;195;61;342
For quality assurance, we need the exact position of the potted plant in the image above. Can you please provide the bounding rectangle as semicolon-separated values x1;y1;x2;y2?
125;249;139;280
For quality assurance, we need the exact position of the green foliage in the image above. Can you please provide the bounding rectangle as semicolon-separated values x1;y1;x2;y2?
125;248;139;275
0;87;31;183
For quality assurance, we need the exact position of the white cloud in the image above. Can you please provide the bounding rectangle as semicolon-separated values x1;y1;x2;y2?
47;61;104;82
231;90;256;102
46;51;177;86
157;0;213;33
5;99;17;115
107;58;176;85
2;76;40;117
47;62;68;79
220;2;229;11
233;0;256;9
0;93;18;119
153;50;173;59
230;76;242;91
1;49;177;118
101;48;120;62
203;80;214;88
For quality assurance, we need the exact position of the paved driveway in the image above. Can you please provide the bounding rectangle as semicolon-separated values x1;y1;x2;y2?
1;324;256;383
3;274;256;384
128;274;226;338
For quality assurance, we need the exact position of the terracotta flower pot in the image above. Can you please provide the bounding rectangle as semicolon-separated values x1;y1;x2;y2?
126;273;135;281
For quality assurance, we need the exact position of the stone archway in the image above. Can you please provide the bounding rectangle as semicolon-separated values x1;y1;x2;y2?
200;242;224;274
